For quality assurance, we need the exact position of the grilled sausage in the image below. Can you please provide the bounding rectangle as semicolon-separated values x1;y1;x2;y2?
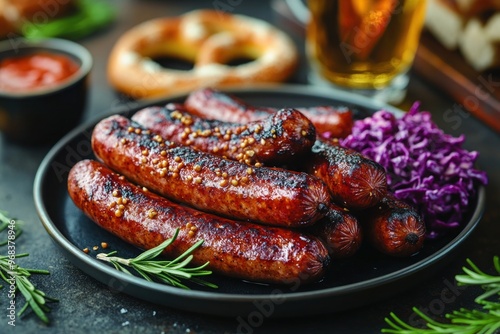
296;105;353;139
309;203;362;259
184;88;354;138
67;159;330;284
361;195;426;257
91;115;330;228
131;104;316;166
306;140;387;210
184;87;274;123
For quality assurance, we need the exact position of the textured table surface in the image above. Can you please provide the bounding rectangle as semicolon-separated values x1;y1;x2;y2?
1;1;499;333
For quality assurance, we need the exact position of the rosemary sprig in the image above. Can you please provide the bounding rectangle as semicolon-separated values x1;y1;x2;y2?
0;210;23;246
0;253;59;324
0;210;58;324
382;256;500;333
96;228;218;290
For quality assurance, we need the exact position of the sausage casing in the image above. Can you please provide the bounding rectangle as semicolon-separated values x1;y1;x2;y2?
306;140;387;210
184;88;354;138
67;159;330;284
362;195;426;257
184;87;274;123
91;115;330;228
309;203;362;259
131;104;316;166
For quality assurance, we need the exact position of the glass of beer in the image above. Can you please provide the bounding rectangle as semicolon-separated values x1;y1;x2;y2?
306;0;427;104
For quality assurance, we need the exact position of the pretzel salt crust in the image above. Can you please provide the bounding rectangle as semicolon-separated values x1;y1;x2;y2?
107;10;299;99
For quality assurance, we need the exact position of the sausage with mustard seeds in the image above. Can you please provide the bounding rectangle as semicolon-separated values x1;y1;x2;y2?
91;115;331;228
131;104;316;166
184;87;354;138
68;159;330;284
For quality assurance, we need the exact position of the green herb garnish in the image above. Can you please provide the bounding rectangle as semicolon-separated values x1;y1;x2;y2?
0;209;23;246
382;256;500;333
96;228;217;290
0;253;58;324
22;0;116;40
0;210;58;324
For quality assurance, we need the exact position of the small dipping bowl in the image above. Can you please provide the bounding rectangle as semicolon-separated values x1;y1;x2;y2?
0;38;92;145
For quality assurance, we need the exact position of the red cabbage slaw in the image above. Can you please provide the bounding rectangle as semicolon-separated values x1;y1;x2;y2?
341;103;488;238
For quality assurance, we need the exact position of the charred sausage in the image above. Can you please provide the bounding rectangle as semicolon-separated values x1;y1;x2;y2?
306;140;387;210
361;195;426;257
184;87;274;123
309;203;362;259
296;105;353;139
131;104;316;166
68;159;330;284
184;88;354;138
91;115;330;228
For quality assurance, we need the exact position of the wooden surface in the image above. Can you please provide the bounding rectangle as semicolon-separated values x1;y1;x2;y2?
414;31;500;133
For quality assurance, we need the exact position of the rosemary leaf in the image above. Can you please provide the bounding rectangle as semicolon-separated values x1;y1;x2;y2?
382;256;500;334
170;240;204;265
166;255;196;270
0;210;23;246
96;228;217;289
0;210;11;224
134;229;180;262
132;263;165;275
190;277;218;289
133;267;154;282
0;211;57;324
494;258;500;273
16;276;50;324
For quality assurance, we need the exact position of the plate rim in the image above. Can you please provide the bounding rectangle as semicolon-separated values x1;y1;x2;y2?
33;84;486;313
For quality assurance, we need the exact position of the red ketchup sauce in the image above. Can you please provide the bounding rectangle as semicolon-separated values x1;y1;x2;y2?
0;52;79;92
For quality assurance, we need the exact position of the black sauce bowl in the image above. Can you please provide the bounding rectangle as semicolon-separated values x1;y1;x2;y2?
0;38;92;145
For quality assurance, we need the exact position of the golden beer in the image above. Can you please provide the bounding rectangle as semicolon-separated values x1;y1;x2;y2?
307;0;426;90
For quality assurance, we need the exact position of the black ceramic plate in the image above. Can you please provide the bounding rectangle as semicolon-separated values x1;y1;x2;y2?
33;85;485;318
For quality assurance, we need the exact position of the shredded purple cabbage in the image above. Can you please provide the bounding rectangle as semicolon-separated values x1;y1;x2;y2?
341;102;488;238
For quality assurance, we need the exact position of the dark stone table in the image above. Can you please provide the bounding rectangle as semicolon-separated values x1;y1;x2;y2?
1;1;498;333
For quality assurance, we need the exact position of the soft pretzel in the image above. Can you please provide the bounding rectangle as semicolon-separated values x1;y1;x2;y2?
107;10;299;99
